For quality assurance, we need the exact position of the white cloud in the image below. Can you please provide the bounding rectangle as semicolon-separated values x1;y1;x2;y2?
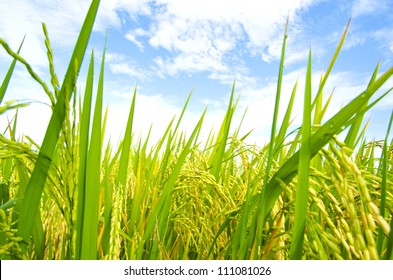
99;0;152;20
2;0;391;148
200;98;223;109
285;48;311;65
124;34;144;51
0;0;98;71
0;0;318;83
124;28;150;51
104;92;210;147
104;51;150;81
227;66;389;145
144;0;318;76
109;62;145;79
105;52;126;63
0;0;150;68
208;71;257;88
370;28;393;57
351;0;389;18
2;64;389;149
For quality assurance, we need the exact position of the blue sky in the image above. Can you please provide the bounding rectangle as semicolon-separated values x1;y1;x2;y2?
0;0;392;146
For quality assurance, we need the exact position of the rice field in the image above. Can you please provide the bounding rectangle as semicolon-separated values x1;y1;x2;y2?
1;0;393;260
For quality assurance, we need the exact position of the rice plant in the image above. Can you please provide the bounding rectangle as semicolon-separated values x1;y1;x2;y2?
0;1;392;260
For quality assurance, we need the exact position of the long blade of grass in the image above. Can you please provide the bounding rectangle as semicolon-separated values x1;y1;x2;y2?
289;49;312;259
101;140;113;256
313;75;324;126
152;93;191;187
377;110;393;256
113;88;136;256
264;18;288;187
386;212;393;260
274;80;298;161
17;0;101;250
345;62;380;150
0;36;25;104
311;19;351;110
80;43;105;260
209;84;236;181
173;91;192;136
118;89;137;186
251;18;288;259
75;51;95;259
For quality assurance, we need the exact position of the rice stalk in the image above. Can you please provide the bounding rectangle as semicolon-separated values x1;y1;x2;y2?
17;0;101;254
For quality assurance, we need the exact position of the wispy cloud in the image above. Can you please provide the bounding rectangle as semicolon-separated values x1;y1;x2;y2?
105;51;150;81
0;0;94;66
1;0;392;146
124;28;149;51
141;0;318;77
370;28;393;58
351;0;389;18
109;62;147;80
0;0;320;83
0;0;150;67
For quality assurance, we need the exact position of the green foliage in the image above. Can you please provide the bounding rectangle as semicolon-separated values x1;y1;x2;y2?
1;3;392;260
289;49;313;259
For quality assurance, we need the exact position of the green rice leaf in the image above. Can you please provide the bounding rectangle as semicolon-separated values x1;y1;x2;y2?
0;36;25;104
209;84;236;180
17;0;101;251
118;89;136;186
75;51;95;259
289;49;312;260
274;80;298;161
378;110;393;257
101;141;114;256
264;18;288;187
345;62;380;150
80;42;105;260
311;19;350;110
0;100;30;115
386;212;393;260
253;18;288;259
